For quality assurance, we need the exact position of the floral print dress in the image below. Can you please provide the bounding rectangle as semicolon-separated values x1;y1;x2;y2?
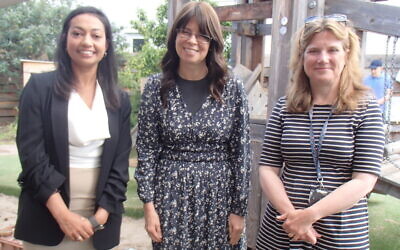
135;74;250;249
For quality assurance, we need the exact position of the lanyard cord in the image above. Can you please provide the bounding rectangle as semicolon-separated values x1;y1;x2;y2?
309;108;333;186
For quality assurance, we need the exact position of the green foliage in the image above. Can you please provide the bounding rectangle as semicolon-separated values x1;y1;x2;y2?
118;45;165;127
0;0;73;86
0;121;17;143
125;1;169;127
129;43;166;80
112;25;129;55
132;4;168;49
0;0;128;89
221;21;232;62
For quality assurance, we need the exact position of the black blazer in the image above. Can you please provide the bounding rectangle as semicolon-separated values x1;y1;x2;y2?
14;71;132;250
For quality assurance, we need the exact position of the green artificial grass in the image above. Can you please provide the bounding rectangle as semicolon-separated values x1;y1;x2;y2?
124;168;144;218
0;155;21;197
368;193;400;250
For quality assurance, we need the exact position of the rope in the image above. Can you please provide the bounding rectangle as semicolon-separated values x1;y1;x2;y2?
382;36;398;144
383;36;391;144
387;36;398;125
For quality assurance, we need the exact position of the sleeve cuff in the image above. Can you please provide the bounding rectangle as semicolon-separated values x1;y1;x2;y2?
98;195;125;214
35;171;66;204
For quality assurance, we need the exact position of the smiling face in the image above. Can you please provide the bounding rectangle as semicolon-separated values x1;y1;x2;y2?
175;18;210;69
371;66;382;77
303;30;348;88
66;13;108;71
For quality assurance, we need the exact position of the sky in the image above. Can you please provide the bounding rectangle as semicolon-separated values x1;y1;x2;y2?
74;0;165;30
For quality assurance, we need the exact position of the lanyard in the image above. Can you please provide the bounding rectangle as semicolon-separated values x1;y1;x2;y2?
309;108;333;186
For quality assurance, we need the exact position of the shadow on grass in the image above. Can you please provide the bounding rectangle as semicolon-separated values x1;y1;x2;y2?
0;185;20;197
367;197;384;207
125;207;144;219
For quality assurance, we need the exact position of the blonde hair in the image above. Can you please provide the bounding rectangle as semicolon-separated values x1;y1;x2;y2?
286;19;368;113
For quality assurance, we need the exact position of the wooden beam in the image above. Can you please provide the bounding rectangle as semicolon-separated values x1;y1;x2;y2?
214;1;273;22
325;0;400;37
244;64;262;93
0;101;18;109
0;93;18;102
0;109;18;117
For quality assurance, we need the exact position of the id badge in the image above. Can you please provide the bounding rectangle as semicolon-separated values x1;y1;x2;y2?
308;187;329;206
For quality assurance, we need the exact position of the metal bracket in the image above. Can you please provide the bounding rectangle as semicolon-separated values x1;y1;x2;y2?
225;22;272;36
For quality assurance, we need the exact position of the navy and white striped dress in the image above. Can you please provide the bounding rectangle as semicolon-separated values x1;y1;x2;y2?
257;96;385;249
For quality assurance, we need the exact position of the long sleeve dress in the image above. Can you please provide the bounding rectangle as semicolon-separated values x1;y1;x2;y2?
135;74;251;249
257;97;385;249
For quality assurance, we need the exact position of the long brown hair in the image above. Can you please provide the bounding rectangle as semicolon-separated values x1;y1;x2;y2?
160;1;227;108
286;18;368;113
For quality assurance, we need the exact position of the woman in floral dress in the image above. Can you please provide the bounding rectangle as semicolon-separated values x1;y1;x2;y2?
134;2;250;249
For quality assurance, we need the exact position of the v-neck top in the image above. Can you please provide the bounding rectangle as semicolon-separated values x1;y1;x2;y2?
68;81;110;168
176;75;210;115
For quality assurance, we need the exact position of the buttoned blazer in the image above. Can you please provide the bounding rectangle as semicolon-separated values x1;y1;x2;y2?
14;71;132;250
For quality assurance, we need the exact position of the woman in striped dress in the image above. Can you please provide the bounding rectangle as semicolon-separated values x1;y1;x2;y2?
257;15;385;249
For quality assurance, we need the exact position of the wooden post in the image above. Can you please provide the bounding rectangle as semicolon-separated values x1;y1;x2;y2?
246;1;326;249
355;0;370;70
230;22;242;66
267;0;293;118
245;122;265;249
246;0;296;248
267;0;325;118
167;0;190;32
251;0;266;81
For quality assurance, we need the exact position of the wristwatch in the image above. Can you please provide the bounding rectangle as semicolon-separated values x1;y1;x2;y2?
88;216;105;232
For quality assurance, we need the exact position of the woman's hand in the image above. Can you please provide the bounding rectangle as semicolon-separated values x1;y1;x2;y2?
94;207;109;226
143;202;162;243
57;210;94;241
228;213;245;245
277;209;321;244
46;192;93;241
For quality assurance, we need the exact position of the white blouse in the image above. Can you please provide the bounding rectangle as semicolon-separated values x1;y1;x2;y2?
68;82;110;168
